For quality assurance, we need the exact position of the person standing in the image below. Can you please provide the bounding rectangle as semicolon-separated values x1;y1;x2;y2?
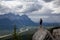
40;18;43;28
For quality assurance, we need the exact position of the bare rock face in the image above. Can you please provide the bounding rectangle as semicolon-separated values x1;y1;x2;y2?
53;29;60;40
32;27;60;40
32;28;47;40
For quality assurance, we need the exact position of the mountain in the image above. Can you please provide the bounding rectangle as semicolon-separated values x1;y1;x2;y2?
0;13;38;30
0;13;59;30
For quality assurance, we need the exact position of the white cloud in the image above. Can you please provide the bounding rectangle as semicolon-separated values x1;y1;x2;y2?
0;0;60;23
22;3;42;13
0;4;11;15
0;0;37;2
53;0;60;7
52;7;60;13
52;0;60;13
1;1;22;8
42;0;60;14
38;0;60;14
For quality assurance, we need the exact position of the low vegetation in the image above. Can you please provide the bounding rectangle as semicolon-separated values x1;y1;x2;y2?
0;25;60;40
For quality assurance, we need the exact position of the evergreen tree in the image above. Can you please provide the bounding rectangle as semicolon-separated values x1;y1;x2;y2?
13;24;18;40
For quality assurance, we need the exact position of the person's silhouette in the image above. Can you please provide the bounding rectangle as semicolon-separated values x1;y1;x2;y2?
40;18;43;27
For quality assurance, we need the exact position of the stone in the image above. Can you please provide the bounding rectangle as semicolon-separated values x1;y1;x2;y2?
32;28;47;40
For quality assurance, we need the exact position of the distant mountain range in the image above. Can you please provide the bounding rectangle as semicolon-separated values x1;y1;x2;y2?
0;13;39;30
0;13;60;30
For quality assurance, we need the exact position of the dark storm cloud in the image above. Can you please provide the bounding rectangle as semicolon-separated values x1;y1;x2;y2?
23;3;42;13
43;0;53;2
15;5;23;9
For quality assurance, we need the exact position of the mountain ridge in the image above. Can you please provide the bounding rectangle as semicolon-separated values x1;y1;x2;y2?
0;13;60;30
0;13;38;30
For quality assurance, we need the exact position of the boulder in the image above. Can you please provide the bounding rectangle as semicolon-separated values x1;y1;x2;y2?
53;29;60;40
32;28;47;40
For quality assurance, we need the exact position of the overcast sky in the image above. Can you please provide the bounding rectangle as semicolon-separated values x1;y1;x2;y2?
0;0;60;23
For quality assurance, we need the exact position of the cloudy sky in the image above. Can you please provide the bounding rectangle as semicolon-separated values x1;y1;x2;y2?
0;0;60;23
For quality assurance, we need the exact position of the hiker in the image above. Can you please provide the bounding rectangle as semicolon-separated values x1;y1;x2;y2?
40;18;43;28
